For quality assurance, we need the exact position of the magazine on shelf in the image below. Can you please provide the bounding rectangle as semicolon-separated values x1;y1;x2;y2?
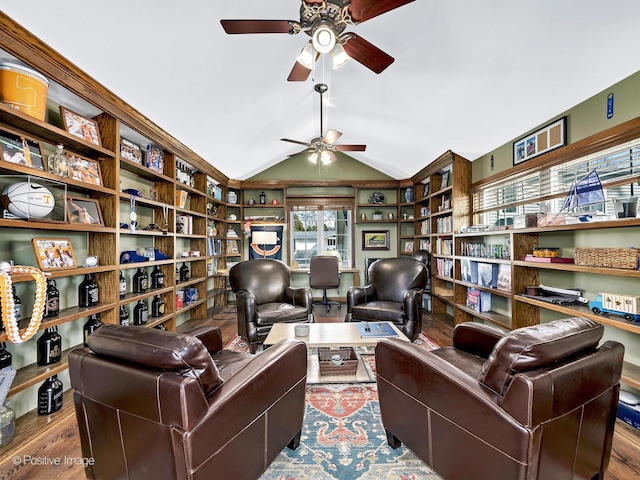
357;322;399;338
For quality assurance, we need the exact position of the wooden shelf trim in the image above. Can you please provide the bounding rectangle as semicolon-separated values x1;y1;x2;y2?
455;280;512;298
455;303;512;330
513;260;640;278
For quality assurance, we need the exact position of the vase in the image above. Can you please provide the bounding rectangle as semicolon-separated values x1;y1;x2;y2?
0;402;15;446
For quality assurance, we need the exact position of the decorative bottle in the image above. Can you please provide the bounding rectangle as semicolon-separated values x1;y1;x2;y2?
259;191;266;204
37;327;62;366
78;274;98;307
133;299;148;325
119;271;127;299
179;263;190;283
0;343;11;371
119;305;130;326
83;313;102;346
133;267;148;293
151;294;165;318
43;278;60;318
37;375;63;415
0;402;15;446
47;144;68;177
150;265;164;289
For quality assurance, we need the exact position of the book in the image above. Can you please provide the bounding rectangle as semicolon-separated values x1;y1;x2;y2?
521;255;574;263
496;264;511;291
477;263;498;288
357;322;399;338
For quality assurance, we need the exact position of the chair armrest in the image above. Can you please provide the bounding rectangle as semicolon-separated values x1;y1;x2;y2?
190;340;307;464
347;285;374;311
375;338;529;460
453;322;505;359
235;290;257;340
286;286;313;310
178;325;223;355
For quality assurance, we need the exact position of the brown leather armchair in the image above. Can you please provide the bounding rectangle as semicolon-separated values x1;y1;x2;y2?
230;258;314;353
69;324;307;480
375;317;624;480
345;257;427;341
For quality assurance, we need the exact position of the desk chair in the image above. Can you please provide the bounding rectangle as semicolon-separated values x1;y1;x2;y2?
309;255;341;313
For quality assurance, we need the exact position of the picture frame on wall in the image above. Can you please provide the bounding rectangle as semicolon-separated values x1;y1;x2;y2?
59;106;102;147
32;237;77;270
362;230;390;250
513;116;567;165
0;128;45;170
66;196;104;226
68;154;102;186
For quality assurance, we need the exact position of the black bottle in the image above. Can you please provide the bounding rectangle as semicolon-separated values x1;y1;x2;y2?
119;305;130;326
179;263;190;283
133;299;148;325
12;286;21;321
37;375;63;415
150;265;164;289
83;313;102;346
0;343;11;371
37;327;62;366
176;265;180;284
78;274;98;307
43;279;60;318
151;294;165;318
119;271;127;299
133;267;148;294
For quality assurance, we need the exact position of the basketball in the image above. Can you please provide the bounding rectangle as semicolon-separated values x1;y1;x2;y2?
1;181;55;218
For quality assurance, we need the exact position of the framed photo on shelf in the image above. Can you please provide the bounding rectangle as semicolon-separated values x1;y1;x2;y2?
362;230;390;250
59;106;102;147
423;182;430;197
120;137;143;165
440;171;450;189
66;196;104;226
68;154;102;186
146;144;164;173
404;241;414;253
0;128;44;170
32;237;77;270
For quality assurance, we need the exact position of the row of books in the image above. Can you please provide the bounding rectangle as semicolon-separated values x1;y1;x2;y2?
434;238;453;255
419;239;431;251
420;219;430;235
467;287;492;312
460;241;510;259
436;258;453;278
436;216;452;233
176;214;193;235
461;259;511;291
207;238;223;256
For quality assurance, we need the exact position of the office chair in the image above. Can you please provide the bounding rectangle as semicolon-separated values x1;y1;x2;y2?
309;255;341;313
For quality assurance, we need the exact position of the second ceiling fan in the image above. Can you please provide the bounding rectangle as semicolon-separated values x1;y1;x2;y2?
221;0;415;81
281;83;366;165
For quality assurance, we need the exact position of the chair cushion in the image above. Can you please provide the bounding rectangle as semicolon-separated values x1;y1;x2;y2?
351;301;404;323
255;303;310;325
87;324;222;396
478;317;603;396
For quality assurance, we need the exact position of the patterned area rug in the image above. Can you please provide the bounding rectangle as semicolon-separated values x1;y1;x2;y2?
260;383;441;480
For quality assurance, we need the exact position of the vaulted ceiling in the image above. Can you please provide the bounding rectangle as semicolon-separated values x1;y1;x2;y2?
3;1;640;180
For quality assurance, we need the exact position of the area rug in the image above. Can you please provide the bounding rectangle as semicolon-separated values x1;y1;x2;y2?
260;383;441;480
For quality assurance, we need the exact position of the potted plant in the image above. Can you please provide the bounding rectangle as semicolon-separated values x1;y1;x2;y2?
372;209;383;221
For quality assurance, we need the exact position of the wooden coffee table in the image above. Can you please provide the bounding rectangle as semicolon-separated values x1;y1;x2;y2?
264;322;408;383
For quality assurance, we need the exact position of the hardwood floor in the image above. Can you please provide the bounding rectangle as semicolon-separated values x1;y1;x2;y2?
1;306;638;479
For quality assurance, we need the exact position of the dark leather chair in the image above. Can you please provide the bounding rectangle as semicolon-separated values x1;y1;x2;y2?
69;323;307;480
309;255;341;313
230;258;313;353
375;317;624;480
345;257;427;341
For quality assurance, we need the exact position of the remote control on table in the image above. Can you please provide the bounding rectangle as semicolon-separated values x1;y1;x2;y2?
362;321;370;331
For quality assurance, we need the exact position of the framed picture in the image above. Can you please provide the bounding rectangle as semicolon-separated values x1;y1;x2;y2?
59;106;102;147
66;196;104;226
440;171;450;189
146;144;164;173
362;230;390;250
513;116;567;165
68;154;102;186
32;237;77;270
404;241;414;253
423;182;430;197
120;137;143;165
0;128;45;170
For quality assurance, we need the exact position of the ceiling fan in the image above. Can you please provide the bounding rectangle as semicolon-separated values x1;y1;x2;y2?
280;83;366;165
221;0;415;81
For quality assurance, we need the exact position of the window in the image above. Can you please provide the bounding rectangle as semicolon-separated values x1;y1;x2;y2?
289;198;353;268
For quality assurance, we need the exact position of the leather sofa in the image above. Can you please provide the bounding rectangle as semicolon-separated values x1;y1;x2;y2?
69;323;307;480
375;317;624;480
230;258;313;353
345;257;427;341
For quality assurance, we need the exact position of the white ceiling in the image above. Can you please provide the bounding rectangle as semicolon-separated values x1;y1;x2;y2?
3;1;640;180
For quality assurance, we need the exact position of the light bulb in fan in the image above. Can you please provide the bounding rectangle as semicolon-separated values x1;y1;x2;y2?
308;152;319;164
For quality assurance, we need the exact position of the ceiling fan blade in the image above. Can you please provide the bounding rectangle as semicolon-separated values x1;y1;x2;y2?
326;151;339;164
322;130;342;145
347;0;415;23
342;33;394;74
220;20;298;34
335;144;367;152
281;138;312;147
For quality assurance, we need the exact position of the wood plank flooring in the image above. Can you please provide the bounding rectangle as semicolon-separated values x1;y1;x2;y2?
0;306;638;479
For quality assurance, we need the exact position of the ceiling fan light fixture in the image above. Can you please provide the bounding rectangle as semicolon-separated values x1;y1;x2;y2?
320;150;332;165
308;151;319;164
296;42;316;69
330;42;351;69
312;22;336;54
